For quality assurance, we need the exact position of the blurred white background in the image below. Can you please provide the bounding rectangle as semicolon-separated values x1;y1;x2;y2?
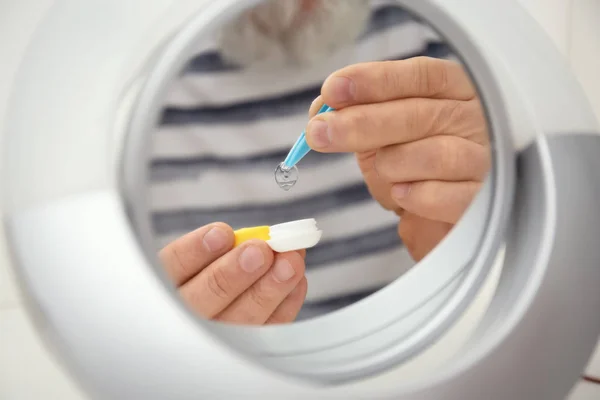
1;0;599;399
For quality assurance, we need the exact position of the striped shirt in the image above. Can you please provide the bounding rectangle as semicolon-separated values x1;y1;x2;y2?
150;3;453;320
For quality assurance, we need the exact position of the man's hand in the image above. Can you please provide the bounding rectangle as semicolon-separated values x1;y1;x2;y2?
159;223;307;325
306;57;491;261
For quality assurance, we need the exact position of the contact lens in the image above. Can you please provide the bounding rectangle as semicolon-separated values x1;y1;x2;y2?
274;163;299;191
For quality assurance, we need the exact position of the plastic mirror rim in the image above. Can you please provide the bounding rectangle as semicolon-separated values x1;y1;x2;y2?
2;0;600;399
119;0;512;382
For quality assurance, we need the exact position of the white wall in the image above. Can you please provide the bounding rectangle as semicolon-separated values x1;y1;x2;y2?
1;1;599;399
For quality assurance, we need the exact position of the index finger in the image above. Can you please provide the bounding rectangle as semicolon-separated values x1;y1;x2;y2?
321;57;476;109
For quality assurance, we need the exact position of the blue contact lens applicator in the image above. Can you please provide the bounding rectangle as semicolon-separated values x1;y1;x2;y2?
281;104;334;170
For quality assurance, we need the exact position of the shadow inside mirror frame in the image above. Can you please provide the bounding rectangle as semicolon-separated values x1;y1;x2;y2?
147;0;491;326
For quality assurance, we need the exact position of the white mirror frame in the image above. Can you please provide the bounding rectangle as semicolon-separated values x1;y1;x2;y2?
2;0;600;399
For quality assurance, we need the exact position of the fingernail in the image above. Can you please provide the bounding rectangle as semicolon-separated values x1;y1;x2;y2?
203;227;230;252
239;246;265;273
307;120;331;148
328;76;355;103
392;183;412;200
272;259;295;282
309;97;322;117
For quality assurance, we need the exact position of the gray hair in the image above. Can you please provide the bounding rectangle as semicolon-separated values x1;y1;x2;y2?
218;0;371;69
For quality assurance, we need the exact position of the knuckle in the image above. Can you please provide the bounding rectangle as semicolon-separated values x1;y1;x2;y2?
445;100;468;124
348;107;370;127
381;60;403;95
205;268;231;300
248;283;274;309
340;109;368;149
465;99;490;143
414;56;450;96
434;60;451;95
169;246;192;278
407;99;426;135
430;100;464;133
415;57;432;94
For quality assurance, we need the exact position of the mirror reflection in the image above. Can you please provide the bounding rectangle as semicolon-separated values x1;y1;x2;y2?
148;0;491;326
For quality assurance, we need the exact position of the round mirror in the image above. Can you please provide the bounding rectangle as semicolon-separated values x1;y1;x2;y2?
126;0;503;382
3;0;600;398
